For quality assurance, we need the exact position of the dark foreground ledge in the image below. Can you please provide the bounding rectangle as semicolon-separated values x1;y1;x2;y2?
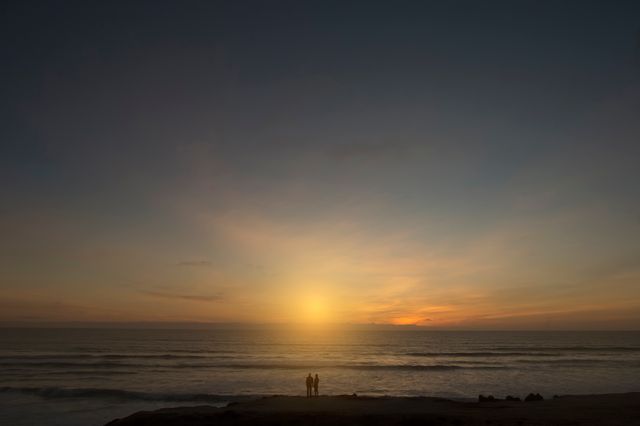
105;393;640;426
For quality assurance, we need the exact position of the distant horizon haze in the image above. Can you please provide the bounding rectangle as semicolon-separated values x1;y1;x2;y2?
0;321;638;332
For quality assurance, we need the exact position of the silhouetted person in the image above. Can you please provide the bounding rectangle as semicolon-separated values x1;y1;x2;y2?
306;373;313;397
313;373;319;396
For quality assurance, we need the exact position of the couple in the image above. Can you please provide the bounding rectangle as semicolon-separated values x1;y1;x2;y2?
305;373;319;397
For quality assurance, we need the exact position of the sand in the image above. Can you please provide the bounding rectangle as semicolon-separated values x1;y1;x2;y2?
105;393;640;426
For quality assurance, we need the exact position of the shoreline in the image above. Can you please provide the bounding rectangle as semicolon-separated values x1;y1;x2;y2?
105;392;640;426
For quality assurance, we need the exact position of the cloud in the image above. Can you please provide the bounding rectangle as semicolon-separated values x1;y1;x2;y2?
327;142;408;161
176;260;212;267
0;297;131;322
141;290;223;302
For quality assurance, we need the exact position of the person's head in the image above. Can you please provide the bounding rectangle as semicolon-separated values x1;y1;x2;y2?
308;373;311;376
315;374;318;377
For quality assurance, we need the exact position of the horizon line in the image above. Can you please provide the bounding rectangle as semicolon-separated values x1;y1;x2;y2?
0;320;638;332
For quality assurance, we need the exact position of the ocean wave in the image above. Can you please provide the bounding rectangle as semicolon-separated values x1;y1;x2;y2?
406;352;561;357
0;361;144;368
343;364;508;371
0;353;222;360
0;386;236;403
0;369;137;376
492;346;640;352
175;363;509;371
0;360;508;371
514;359;640;366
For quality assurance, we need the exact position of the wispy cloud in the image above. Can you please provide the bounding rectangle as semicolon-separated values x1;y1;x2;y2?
141;290;223;302
176;260;212;267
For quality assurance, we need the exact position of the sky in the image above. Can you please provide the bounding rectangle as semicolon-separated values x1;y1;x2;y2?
1;0;639;329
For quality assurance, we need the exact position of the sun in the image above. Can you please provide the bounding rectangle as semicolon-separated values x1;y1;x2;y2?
306;298;328;323
279;276;340;328
294;292;332;326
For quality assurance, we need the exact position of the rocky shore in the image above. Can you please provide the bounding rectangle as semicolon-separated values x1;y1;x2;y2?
105;392;640;426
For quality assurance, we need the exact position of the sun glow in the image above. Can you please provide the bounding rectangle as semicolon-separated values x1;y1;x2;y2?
292;291;332;326
306;298;328;323
390;316;425;326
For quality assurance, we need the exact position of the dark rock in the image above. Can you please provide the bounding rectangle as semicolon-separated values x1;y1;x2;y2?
524;393;544;402
478;394;497;402
505;395;521;402
222;410;238;418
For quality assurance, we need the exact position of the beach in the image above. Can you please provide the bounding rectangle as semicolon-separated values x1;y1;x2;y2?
106;393;640;426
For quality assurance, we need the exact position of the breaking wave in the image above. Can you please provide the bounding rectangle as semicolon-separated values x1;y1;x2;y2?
0;386;236;403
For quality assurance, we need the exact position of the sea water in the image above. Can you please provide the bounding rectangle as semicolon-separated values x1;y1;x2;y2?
1;328;639;426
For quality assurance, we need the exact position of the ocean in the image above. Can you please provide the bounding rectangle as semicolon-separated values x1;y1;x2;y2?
1;328;639;426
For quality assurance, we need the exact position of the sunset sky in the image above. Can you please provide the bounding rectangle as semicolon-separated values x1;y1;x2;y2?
1;1;639;329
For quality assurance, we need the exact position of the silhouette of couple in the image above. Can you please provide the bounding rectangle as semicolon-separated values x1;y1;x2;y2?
305;373;319;397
